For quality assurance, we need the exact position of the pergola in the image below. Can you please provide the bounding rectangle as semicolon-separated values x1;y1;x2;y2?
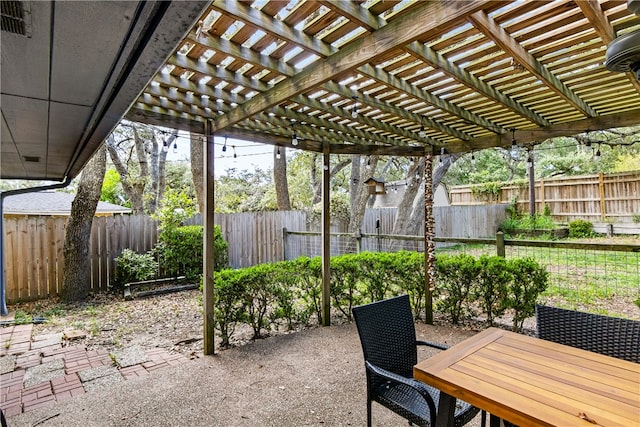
2;1;639;353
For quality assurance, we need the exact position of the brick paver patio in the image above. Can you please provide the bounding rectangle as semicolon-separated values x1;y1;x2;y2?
0;323;189;416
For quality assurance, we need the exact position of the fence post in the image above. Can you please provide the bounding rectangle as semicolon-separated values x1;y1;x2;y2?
496;231;505;257
282;227;288;260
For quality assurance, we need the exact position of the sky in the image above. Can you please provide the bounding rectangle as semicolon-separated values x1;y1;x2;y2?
165;132;277;177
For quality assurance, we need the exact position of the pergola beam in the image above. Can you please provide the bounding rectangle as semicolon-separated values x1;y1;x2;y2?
576;0;640;93
469;11;598;118
211;0;490;132
405;42;551;127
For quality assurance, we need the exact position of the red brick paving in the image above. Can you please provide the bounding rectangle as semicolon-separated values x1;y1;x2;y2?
0;324;190;416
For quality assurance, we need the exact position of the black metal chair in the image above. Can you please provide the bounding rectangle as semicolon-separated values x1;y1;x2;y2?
535;304;640;363
352;295;482;427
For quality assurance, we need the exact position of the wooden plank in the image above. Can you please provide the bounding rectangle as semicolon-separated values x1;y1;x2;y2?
4;219;17;302
45;218;58;296
453;357;638;426
415;328;640;427
36;217;47;297
16;218;29;300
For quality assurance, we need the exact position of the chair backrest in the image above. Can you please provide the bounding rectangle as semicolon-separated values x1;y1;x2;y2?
352;295;417;378
535;305;640;363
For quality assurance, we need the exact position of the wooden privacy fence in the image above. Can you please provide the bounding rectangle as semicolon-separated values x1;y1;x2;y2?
450;171;640;223
4;211;306;303
4;215;157;303
4;206;506;303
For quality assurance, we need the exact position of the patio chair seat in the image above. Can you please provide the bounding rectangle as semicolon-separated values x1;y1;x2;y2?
373;378;478;427
535;305;640;363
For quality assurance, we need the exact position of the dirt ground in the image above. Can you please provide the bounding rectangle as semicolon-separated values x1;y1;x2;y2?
8;286;640;360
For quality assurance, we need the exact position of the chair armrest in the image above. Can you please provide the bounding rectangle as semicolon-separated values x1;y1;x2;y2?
416;340;449;351
364;360;438;420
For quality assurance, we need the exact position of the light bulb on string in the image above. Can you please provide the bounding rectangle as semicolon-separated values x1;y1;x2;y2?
173;142;178;154
440;147;445;163
471;152;476;165
594;145;601;161
232;145;237;159
291;130;298;146
222;136;227;152
276;147;281;160
419;116;426;138
162;139;169;153
510;129;518;156
351;96;358;118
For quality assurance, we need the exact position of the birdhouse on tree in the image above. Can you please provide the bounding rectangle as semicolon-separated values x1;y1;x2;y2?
364;177;386;195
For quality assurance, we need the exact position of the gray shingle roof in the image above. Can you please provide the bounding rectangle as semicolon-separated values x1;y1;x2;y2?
2;191;131;216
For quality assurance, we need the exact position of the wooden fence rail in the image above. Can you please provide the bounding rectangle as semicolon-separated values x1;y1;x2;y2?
450;171;640;222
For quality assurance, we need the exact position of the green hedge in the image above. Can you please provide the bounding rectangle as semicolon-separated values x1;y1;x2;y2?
155;224;229;281
212;251;548;347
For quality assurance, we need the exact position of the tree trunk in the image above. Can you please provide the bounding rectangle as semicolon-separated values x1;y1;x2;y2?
190;132;205;213
147;134;160;214
60;145;107;302
273;146;291;210
157;131;173;206
404;154;460;236
348;155;378;233
106;136;145;215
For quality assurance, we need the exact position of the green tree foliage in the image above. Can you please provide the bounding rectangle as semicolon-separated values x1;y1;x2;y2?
154;188;196;232
444;126;640;187
100;168;125;205
214;167;273;213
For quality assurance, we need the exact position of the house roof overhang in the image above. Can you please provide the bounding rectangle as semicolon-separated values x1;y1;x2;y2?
1;0;209;181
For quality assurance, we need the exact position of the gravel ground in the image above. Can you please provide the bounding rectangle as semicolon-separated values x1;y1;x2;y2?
7;319;485;427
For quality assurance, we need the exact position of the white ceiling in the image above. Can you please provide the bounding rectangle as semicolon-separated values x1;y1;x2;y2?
1;0;209;180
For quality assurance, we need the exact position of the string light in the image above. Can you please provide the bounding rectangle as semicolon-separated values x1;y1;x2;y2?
471;151;476;165
173;141;178;154
440;146;445;163
291;126;298;146
232;145;237;159
351;96;358;118
419;116;426;138
222;136;227;152
162;139;169;153
594;145;601;161
527;149;533;169
276;146;281;160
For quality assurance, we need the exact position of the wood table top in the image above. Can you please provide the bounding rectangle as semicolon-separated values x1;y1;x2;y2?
413;327;640;427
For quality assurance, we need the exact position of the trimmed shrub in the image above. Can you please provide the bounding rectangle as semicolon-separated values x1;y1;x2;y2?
505;257;549;332
155;224;228;281
474;255;510;326
112;249;158;291
434;254;478;324
568;219;595;238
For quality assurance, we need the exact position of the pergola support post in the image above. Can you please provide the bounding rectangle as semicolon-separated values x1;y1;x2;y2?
321;141;331;326
424;149;435;324
203;121;216;354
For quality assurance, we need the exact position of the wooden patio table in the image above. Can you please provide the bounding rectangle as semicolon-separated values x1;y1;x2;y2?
413;327;640;427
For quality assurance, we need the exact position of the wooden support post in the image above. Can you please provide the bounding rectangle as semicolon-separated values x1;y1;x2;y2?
528;153;536;216
203;121;215;355
599;172;606;221
321;142;331;326
282;227;288;260
496;231;505;257
424;149;434;325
